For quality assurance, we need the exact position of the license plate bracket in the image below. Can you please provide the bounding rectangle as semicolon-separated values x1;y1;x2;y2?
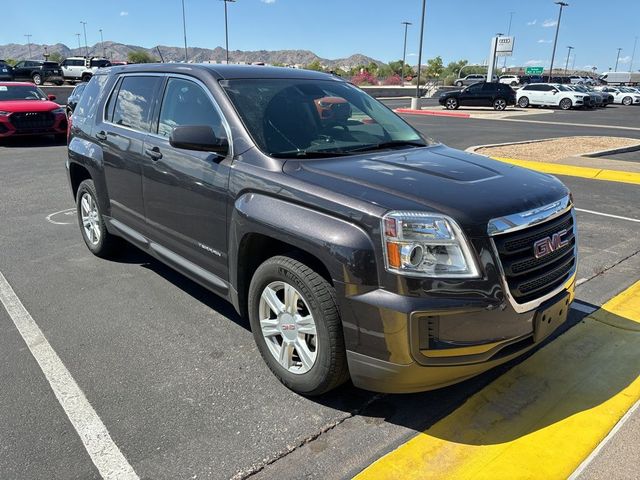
534;293;570;343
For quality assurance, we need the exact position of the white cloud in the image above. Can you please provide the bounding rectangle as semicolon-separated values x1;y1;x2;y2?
524;59;546;66
542;19;557;27
618;55;631;64
407;53;417;57
260;0;276;3
120;11;129;16
527;19;537;26
537;39;551;44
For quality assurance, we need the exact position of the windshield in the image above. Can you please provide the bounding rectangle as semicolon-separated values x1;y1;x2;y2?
220;78;427;158
0;84;47;101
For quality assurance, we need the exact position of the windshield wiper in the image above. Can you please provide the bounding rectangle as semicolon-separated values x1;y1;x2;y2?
345;140;427;153
273;150;354;159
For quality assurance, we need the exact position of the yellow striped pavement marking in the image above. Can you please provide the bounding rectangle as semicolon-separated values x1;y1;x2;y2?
355;281;640;480
492;156;640;186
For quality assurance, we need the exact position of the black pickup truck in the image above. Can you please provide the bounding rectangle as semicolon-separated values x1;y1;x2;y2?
11;60;64;85
67;65;577;395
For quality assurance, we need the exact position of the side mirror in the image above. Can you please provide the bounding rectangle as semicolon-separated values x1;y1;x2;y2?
48;94;57;101
552;90;558;94
169;125;229;156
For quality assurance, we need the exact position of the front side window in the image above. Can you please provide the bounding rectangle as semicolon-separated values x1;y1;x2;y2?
221;78;426;158
111;76;161;132
157;78;225;139
466;83;482;93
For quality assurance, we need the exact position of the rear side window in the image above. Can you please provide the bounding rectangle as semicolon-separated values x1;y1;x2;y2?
73;74;108;126
111;76;162;132
157;77;226;139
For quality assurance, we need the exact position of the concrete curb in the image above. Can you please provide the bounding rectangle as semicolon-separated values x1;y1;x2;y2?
395;108;471;118
464;137;640;159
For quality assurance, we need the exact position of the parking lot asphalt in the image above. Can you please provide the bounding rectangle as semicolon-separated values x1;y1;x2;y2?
1;106;639;479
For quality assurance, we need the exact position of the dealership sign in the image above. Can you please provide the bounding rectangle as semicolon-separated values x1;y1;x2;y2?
496;36;514;57
525;66;544;75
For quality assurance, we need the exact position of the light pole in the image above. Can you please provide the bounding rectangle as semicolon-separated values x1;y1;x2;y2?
75;33;81;51
614;47;623;72
502;11;515;70
80;21;89;58
24;34;32;59
564;46;573;74
412;0;426;110
631;36;638;72
99;28;106;58
222;0;236;64
181;0;188;62
401;21;412;87
548;1;568;80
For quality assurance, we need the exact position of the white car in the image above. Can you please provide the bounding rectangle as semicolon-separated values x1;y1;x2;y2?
597;87;640;106
516;83;591;110
60;57;111;83
499;75;520;86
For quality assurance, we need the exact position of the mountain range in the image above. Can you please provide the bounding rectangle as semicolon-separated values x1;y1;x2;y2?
0;42;383;68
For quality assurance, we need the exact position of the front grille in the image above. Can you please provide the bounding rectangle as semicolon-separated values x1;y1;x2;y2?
494;209;576;304
10;112;55;130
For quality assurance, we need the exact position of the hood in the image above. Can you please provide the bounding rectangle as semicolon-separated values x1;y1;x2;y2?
0;100;61;113
283;144;569;237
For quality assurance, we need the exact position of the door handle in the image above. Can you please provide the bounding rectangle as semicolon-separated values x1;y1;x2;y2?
95;130;107;141
144;146;163;161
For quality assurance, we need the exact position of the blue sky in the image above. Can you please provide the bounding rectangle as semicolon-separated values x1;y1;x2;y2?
2;0;639;71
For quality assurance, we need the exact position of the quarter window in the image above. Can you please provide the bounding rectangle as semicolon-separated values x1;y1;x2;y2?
111;76;161;132
157;78;225;139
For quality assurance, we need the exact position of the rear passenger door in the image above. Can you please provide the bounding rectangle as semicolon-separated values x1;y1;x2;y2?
96;74;163;232
141;76;232;286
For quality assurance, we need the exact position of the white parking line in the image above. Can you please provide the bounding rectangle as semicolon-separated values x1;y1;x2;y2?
501;118;640;131
0;271;139;480
575;208;640;224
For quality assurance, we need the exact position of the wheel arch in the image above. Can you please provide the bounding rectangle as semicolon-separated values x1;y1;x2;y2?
229;193;378;319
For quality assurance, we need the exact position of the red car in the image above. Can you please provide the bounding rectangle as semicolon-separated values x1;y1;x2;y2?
0;82;67;140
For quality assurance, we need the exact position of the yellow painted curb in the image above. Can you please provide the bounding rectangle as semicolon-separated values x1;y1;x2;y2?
492;156;640;186
355;281;640;480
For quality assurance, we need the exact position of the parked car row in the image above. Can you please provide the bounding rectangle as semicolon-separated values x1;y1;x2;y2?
516;83;623;110
499;74;598;87
0;57;111;85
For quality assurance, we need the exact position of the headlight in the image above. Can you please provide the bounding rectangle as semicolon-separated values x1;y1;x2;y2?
51;107;65;114
0;110;10;116
381;211;480;278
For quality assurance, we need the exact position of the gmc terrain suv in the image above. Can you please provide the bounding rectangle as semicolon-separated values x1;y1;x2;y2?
67;65;577;395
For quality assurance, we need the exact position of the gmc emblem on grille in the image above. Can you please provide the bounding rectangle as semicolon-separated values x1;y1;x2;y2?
533;229;569;258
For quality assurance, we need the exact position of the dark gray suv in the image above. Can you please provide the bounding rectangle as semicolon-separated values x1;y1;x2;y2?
67;64;577;395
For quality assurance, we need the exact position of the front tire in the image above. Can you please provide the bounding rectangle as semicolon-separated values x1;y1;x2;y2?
559;98;573;110
32;73;42;85
76;179;118;258
248;255;349;396
622;96;632;106
445;97;459;110
518;96;530;108
81;74;92;83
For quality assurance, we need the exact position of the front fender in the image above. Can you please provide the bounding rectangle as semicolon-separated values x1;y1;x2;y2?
229;193;378;289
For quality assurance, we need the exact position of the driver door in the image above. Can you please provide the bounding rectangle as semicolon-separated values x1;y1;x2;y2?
142;76;232;285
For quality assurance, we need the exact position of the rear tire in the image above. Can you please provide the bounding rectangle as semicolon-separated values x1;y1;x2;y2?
559;98;573;110
455;81;463;87
518;96;530;108
445;97;459;110
248;255;349;396
493;98;507;111
75;179;118;258
32;73;42;85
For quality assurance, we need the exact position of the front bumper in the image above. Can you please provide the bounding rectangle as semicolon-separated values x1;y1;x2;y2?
0;112;67;138
342;275;575;393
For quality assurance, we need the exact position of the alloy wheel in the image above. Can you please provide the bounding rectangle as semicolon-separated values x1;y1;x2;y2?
259;281;318;374
494;99;507;111
80;192;101;245
445;98;457;109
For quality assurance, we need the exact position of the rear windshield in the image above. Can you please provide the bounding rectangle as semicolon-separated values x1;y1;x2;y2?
0;84;47;101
